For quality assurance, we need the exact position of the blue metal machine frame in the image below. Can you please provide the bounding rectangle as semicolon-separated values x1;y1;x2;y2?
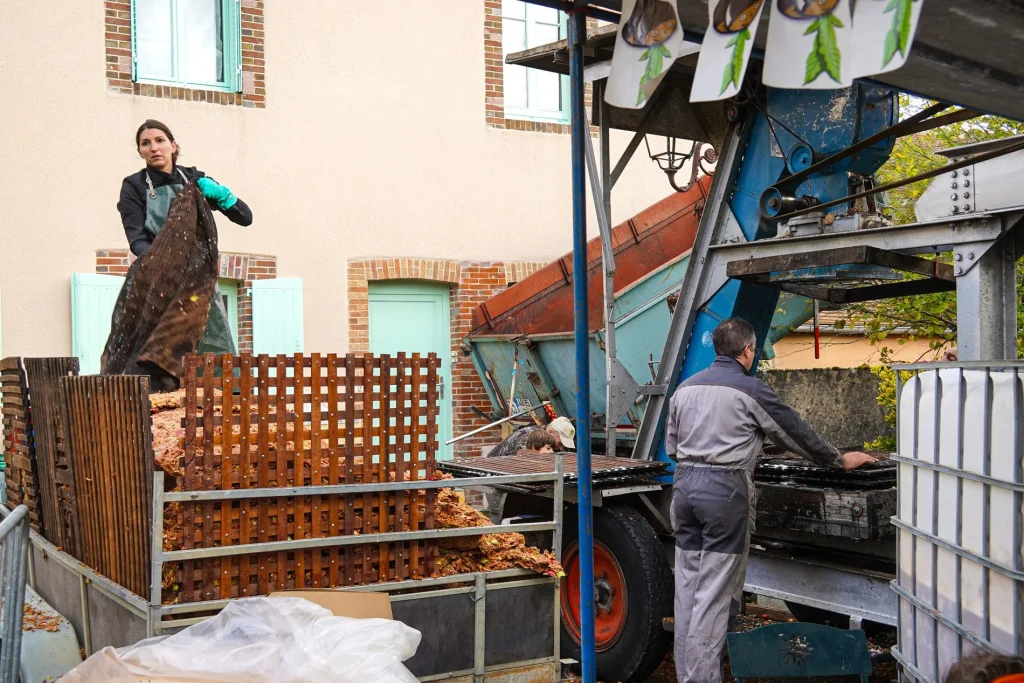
567;5;597;681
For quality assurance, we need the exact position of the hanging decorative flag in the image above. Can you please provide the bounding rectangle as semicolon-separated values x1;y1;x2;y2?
605;0;697;109
851;0;924;77
690;0;767;102
762;0;853;89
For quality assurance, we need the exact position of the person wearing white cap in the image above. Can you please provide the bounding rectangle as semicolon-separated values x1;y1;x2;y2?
485;416;575;458
481;415;576;522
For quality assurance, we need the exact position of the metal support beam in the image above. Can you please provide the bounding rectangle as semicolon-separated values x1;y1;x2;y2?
568;5;596;682
956;234;1021;360
632;121;746;462
584;79;624;457
744;553;897;627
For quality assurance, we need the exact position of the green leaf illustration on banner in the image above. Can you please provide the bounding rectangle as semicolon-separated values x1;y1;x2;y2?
882;0;916;66
719;28;749;95
637;43;672;105
803;14;843;85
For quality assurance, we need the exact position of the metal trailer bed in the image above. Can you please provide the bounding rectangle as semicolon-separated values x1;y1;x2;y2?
441;452;900;629
7;457;569;683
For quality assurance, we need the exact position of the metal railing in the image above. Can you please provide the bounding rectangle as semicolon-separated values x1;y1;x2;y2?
0;505;30;683
150;454;565;625
8;459;566;682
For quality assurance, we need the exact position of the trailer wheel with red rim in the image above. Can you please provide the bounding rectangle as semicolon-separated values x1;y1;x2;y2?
560;505;673;683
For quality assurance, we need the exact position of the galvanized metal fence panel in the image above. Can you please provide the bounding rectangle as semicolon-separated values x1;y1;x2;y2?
891;363;1024;683
0;505;30;682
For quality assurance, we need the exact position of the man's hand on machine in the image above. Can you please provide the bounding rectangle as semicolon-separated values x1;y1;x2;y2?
841;451;877;470
197;177;238;210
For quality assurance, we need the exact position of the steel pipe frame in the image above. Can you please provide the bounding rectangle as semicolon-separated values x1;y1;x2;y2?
568;4;597;682
148;452;566;680
0;505;29;682
2;455;567;681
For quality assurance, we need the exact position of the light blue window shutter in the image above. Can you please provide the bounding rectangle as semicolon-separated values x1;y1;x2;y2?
252;278;304;355
71;273;126;375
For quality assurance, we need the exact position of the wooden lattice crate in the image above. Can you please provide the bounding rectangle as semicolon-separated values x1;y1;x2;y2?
167;352;441;603
1;357;41;531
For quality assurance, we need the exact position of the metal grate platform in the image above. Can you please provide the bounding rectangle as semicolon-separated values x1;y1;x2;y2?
439;454;667;493
755;455;896;491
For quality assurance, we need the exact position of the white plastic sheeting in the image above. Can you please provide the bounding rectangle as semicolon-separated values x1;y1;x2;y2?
63;596;422;683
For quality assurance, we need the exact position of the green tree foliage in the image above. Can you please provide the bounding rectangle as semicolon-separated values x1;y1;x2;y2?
838;96;1024;359
863;365;914;452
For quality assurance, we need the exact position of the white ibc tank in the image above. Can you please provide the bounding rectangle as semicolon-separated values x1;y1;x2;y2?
892;364;1024;683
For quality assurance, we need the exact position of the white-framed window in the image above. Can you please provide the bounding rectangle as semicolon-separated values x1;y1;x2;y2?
502;0;569;123
132;0;242;92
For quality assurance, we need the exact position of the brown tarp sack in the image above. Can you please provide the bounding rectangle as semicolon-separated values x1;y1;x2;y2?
101;182;219;389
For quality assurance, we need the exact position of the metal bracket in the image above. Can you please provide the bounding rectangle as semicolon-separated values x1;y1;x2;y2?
952;240;999;277
607;358;640;427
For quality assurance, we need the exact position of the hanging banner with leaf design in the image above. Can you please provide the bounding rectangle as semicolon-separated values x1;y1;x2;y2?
605;0;698;109
762;0;853;89
850;0;924;77
690;0;766;102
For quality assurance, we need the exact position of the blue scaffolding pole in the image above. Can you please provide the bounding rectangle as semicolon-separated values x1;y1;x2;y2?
567;3;596;682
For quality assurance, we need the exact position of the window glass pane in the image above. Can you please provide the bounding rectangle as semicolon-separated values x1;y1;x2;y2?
530;70;562;112
501;0;526;20
136;0;174;80
502;12;528;110
503;16;526;54
529;5;560;26
527;20;560;47
182;0;224;83
505;64;529;110
525;17;561;113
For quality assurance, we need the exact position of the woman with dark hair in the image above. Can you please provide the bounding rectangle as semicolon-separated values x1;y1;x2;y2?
116;119;253;359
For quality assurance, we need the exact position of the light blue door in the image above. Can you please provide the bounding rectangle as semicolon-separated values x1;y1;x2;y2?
71;273;126;374
368;281;452;460
252;278;304;355
217;279;240;348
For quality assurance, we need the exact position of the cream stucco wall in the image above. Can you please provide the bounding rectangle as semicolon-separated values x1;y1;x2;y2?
0;1;671;357
770;332;943;369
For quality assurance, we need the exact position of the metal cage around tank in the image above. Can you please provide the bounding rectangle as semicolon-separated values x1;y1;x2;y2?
890;361;1024;683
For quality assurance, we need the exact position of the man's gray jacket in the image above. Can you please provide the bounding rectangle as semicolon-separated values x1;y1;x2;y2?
666;355;843;471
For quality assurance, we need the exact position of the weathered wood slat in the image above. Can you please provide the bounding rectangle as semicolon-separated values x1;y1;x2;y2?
61;375;154;598
24;358;81;557
1;358;42;533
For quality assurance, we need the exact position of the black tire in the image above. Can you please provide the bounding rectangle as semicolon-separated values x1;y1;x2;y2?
561;505;673;683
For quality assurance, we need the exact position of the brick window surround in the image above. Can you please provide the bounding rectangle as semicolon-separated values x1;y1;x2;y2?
348;258;545;458
104;0;266;108
484;0;597;133
96;249;277;352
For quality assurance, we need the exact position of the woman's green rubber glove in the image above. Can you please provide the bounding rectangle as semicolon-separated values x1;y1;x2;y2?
197;177;238;210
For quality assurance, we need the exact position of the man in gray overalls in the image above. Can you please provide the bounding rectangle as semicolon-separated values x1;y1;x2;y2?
666;317;876;683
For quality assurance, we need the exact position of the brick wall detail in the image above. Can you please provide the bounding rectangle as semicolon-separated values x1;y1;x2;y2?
348;257;540;458
484;0;597;133
105;0;266;108
95;249;276;352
